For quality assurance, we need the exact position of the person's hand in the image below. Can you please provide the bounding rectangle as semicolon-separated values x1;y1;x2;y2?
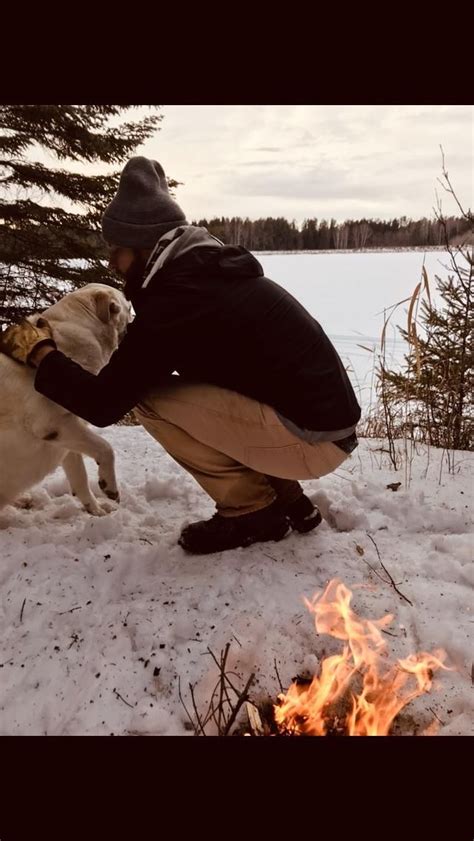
0;317;57;367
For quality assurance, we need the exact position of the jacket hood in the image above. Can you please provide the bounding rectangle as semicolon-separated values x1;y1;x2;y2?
141;226;264;289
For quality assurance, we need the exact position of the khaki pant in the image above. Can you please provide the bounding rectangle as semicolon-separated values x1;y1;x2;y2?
134;381;348;517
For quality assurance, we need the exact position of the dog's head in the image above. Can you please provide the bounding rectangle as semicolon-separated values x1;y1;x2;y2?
65;284;132;344
91;285;131;342
28;285;132;374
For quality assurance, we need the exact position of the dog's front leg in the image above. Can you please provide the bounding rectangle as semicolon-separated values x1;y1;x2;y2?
50;415;120;505
62;451;113;516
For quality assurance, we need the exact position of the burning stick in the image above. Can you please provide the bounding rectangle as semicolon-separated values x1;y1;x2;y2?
246;702;265;736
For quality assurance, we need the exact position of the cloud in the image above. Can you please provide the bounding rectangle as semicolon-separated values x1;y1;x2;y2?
252;146;282;152
138;104;472;223
223;164;387;201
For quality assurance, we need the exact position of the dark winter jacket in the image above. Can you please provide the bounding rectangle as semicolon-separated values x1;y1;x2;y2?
35;237;361;432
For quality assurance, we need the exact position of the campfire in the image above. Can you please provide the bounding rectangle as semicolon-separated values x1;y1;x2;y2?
273;579;449;736
180;577;450;736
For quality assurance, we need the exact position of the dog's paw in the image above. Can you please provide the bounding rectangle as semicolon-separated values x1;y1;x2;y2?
98;479;120;502
84;499;116;517
98;500;117;515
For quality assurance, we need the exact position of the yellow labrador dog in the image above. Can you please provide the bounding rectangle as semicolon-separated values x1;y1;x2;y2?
0;283;130;516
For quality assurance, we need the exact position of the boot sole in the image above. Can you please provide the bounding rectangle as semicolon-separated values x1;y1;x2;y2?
180;519;291;555
240;519;291;548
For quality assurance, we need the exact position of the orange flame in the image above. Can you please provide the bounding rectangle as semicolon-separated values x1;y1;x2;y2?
274;579;449;736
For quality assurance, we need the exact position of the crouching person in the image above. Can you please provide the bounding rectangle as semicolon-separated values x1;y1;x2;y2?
0;157;360;555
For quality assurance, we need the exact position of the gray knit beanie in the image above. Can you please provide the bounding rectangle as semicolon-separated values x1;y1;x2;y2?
102;157;188;249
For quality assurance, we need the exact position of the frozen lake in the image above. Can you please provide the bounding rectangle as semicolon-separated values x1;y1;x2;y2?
254;250;452;412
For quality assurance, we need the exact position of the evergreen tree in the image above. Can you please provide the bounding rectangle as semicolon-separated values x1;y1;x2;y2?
196;213;469;253
0;105;169;324
380;163;473;453
382;251;473;451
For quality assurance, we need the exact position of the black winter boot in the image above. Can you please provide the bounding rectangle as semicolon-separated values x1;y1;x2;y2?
178;499;290;555
263;477;321;534
284;494;322;533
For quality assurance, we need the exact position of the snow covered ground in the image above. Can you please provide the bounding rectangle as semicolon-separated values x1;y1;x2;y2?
0;426;472;736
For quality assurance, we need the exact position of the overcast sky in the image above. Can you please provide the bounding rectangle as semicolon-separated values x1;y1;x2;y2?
134;105;472;224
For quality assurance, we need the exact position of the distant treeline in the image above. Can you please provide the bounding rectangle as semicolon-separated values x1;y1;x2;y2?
192;215;471;251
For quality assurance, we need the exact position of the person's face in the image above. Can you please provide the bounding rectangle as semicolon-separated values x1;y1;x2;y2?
107;246;136;276
108;245;150;303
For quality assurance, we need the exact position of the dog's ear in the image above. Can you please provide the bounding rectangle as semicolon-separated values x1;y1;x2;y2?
95;291;121;323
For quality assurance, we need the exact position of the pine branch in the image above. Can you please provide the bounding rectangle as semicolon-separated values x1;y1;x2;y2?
1;162;119;204
0;105;166;319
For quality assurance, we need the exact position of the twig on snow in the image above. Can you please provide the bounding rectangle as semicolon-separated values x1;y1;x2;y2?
182;643;256;735
361;556;389;585
206;647;241;696
178;676;198;735
274;658;284;693
217;643;231;734
222;672;255;736
67;634;80;650
189;682;207;736
58;605;82;615
428;706;445;727
113;688;135;709
20;598;26;623
366;533;413;606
